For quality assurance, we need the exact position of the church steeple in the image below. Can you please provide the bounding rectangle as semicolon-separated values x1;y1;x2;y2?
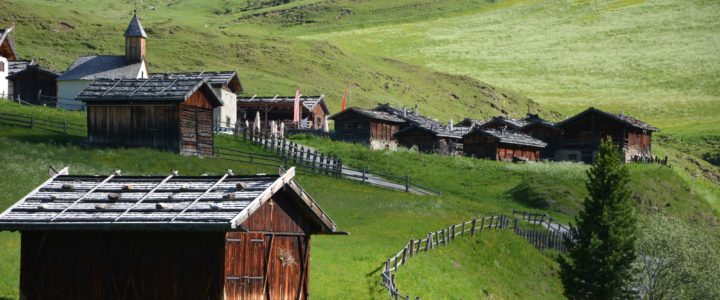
124;13;147;63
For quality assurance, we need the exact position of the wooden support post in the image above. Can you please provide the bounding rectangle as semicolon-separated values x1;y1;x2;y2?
405;175;410;192
461;222;465;236
489;216;495;229
362;168;366;183
63;119;68;135
480;218;485;232
426;233;432;251
471;219;477;236
514;218;519;233
408;239;415;257
451;225;456;240
394;254;398;270
441;229;446;246
29;114;34;129
401;247;407;265
312;150;317;175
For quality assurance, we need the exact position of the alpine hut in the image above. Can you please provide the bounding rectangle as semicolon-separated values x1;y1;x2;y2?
330;107;405;150
518;114;562;160
554;107;657;163
77;78;222;156
463;128;547;162
0;167;338;300
151;72;243;131
6;64;60;105
237;95;330;130
374;103;463;154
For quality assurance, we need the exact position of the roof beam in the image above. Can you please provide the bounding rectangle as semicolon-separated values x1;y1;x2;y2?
127;79;150;98
169;173;230;222
50;171;118;222
101;79;123;97
113;172;175;222
155;79;177;96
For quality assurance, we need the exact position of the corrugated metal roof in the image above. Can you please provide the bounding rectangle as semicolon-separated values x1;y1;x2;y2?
76;78;221;106
0;168;336;232
58;55;144;80
124;15;148;38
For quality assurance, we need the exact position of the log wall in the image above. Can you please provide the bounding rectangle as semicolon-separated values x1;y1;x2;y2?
87;104;180;152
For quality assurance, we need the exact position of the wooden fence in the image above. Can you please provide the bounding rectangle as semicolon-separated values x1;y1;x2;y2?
381;215;511;300
380;212;576;299
0;111;85;136
214;146;342;177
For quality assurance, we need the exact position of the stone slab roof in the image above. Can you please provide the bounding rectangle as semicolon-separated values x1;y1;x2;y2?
76;78;221;106
330;107;405;123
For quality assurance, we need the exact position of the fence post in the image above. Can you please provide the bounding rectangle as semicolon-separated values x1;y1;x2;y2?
63;118;68;135
408;239;415;257
441;229;446;246
480;218;485;232
311;151;317;175
405;175;409;192
29;113;34;129
319;153;325;174
426;233;432;251
514;218;519;234
401;246;407;265
362;168;366;183
471;219;477;236
461;222;465;236
337;159;342;178
451;224;456;240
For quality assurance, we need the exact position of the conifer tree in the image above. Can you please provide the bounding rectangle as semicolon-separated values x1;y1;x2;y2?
559;138;637;299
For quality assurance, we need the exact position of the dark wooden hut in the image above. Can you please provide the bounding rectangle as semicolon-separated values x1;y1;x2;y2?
478;116;528;131
372;103;463;154
519;114;562;160
6;64;59;104
463;128;547;162
0;167;338;300
237;95;329;130
555;107;658;163
329;107;405;150
77;78;222;156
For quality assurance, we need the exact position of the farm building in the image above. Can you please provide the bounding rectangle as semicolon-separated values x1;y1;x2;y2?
0;167;338;299
6;64;60;105
57;14;149;110
0;25;20;98
151;72;244;131
463;128;547;162
555;107;657;163
373;103;463;154
77;78;222;156
237;95;330;130
518;114;562;160
330;107;405;150
477;116;529;130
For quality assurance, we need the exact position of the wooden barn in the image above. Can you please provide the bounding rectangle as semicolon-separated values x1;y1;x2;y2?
77;78;222;156
463;128;547;162
394;125;462;154
555;107;658;163
0;167;338;300
237;95;330;130
329;107;405;150
0;25;20;98
151;72;243;130
6;64;59;104
519;114;562;160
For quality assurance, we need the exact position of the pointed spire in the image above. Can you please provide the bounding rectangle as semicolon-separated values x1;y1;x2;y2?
124;14;147;38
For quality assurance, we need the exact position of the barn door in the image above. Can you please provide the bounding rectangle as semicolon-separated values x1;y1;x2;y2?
266;235;308;300
225;232;269;300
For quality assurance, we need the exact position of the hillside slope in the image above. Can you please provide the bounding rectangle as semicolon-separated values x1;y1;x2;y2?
0;0;538;120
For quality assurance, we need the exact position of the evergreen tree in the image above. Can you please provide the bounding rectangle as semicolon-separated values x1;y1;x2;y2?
559;138;637;299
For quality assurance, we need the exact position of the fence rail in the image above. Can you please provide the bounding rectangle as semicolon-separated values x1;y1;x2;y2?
380;212;575;299
0;111;86;136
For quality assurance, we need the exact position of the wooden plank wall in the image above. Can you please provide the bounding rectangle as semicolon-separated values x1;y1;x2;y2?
497;143;540;161
20;231;225;300
370;121;399;142
395;128;438;152
87;104;179;152
9;69;57;103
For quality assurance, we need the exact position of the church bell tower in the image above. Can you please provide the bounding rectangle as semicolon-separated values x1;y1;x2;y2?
124;13;147;63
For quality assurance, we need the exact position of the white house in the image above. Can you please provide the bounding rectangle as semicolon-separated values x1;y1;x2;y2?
151;71;243;130
0;26;19;99
56;14;149;110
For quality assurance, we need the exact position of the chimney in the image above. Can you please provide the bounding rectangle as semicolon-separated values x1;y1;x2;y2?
403;108;407;118
449;119;454;131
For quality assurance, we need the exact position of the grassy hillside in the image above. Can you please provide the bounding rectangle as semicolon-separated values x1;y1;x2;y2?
0;119;565;298
0;0;538;120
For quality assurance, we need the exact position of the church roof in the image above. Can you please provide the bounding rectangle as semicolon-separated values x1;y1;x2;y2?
57;56;144;81
124;14;147;38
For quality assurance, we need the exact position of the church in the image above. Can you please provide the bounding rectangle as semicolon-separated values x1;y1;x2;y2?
56;14;149;110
